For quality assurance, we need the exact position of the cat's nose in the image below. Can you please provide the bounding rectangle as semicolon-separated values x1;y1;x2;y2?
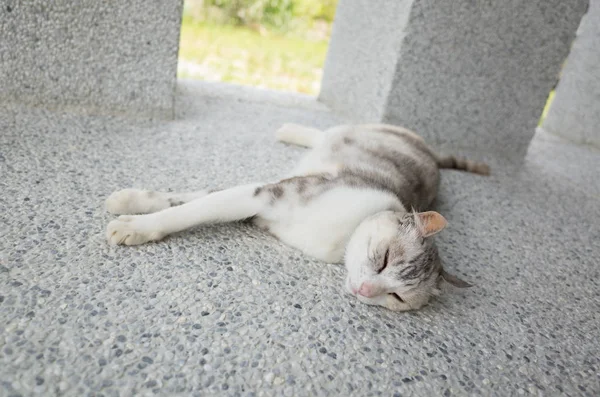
358;282;376;298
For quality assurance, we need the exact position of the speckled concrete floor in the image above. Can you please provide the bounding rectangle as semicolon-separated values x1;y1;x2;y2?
1;81;599;396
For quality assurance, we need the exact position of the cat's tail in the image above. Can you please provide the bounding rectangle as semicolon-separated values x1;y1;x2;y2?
436;155;490;176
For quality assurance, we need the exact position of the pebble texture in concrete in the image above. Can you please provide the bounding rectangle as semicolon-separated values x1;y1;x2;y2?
320;0;589;158
542;0;600;149
1;81;600;396
0;0;183;118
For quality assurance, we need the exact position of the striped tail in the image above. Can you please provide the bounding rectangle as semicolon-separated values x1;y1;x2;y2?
436;155;490;176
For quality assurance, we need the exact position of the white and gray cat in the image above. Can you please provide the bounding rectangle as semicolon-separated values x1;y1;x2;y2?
105;124;489;311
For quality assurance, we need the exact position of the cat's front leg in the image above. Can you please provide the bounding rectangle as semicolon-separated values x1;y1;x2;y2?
106;189;210;215
106;183;265;245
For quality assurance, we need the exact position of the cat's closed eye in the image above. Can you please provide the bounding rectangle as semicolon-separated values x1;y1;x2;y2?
377;248;390;273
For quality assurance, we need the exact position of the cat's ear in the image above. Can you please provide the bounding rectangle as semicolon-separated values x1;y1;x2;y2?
441;269;473;288
415;211;447;237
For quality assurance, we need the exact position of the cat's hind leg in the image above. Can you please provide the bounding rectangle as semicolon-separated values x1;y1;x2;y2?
107;183;265;245
275;123;324;148
105;189;210;215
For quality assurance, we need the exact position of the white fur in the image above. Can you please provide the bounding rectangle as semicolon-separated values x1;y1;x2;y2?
106;188;209;215
275;123;324;148
256;187;403;263
107;184;262;245
344;211;401;293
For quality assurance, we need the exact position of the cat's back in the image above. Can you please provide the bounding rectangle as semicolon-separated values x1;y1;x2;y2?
322;124;435;164
319;124;441;210
255;124;440;262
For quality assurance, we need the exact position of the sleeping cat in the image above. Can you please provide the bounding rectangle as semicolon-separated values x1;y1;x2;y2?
105;124;489;311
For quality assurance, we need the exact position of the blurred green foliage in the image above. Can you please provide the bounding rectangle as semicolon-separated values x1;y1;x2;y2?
179;0;336;94
184;0;338;31
178;18;329;94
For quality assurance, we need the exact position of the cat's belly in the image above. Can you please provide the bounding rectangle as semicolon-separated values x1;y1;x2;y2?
253;186;403;263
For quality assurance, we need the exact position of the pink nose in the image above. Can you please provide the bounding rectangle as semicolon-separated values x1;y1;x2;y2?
358;282;376;298
351;287;358;295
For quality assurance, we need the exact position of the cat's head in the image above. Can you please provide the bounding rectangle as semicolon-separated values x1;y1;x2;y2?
344;210;471;311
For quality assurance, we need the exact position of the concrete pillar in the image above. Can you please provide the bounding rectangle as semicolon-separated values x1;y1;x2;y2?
542;0;600;149
320;0;589;158
0;0;183;119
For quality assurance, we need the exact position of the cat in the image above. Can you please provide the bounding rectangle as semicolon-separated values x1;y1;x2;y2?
105;123;489;311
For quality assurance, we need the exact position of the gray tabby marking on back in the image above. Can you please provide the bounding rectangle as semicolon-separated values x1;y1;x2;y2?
263;124;441;212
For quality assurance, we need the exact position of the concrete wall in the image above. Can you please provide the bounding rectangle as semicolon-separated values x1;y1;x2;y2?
542;0;600;149
319;0;413;122
0;0;183;118
320;0;589;158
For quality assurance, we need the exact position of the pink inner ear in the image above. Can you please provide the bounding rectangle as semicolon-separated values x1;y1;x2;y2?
417;211;447;237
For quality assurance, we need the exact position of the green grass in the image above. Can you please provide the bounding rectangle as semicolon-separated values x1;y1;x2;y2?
178;16;329;95
539;90;555;126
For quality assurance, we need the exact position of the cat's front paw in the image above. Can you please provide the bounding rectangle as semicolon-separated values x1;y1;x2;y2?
383;293;431;312
106;189;169;215
106;215;164;245
356;293;415;312
382;294;414;312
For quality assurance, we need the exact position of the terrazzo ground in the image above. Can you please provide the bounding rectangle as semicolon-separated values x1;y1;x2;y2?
1;81;599;396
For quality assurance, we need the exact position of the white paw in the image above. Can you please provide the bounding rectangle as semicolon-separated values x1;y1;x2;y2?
355;293;416;312
275;123;302;143
383;294;414;312
106;189;169;215
384;293;431;312
106;215;164;245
